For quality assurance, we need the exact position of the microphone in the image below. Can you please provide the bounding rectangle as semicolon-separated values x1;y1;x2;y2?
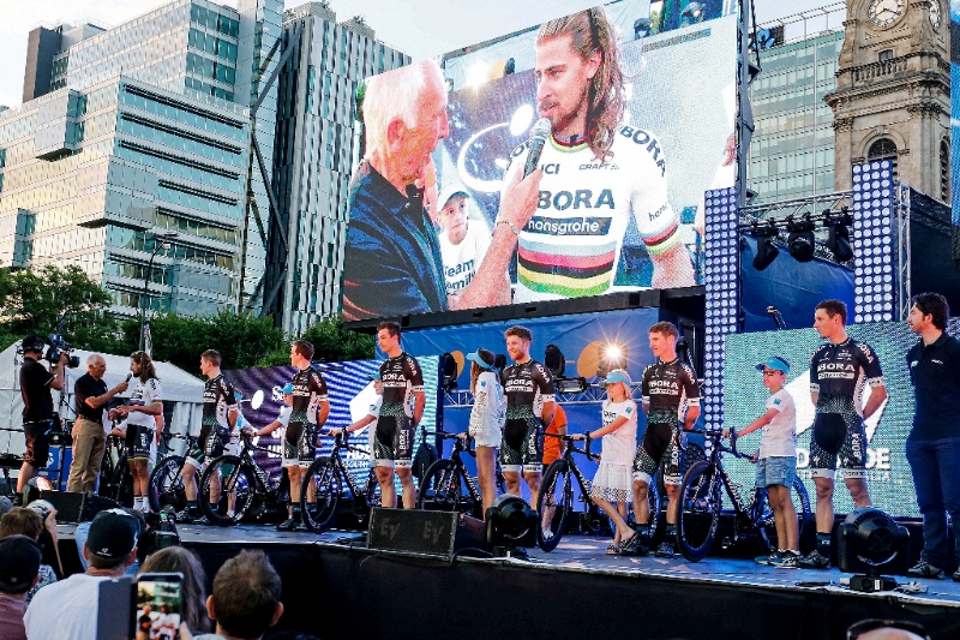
125;373;133;382
523;118;552;178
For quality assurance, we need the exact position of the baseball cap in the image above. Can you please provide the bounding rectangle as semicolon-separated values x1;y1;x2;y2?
466;349;496;370
86;508;140;560
282;383;293;395
755;356;790;375
438;183;469;210
603;369;632;387
0;535;42;594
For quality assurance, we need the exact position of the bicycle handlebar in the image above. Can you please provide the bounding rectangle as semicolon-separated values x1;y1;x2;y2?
684;427;753;461
545;431;595;460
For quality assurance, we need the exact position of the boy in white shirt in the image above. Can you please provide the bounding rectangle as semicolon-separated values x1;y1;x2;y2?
724;356;799;568
436;185;493;306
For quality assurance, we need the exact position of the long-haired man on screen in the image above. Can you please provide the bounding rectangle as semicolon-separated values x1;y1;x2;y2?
506;7;695;302
342;60;541;320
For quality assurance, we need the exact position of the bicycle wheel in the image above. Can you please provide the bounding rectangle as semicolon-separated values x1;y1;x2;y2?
199;456;256;526
416;459;475;515
149;455;186;513
537;460;573;552
676;460;721;562
301;457;342;533
752;475;813;553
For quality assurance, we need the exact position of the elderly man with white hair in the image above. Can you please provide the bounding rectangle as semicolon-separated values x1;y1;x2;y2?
66;354;127;493
342;59;541;320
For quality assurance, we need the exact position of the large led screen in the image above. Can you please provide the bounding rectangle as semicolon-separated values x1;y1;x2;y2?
724;321;960;519
952;1;960;239
342;1;739;322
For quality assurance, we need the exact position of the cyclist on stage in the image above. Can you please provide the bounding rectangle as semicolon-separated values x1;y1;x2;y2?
501;325;556;509
178;349;238;524
110;351;163;514
375;322;425;509
633;321;700;558
800;299;887;569
279;341;330;531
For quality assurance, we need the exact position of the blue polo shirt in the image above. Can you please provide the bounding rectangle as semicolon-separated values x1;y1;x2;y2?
342;161;447;320
907;331;960;441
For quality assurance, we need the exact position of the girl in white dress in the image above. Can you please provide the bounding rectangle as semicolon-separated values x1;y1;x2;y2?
573;369;638;553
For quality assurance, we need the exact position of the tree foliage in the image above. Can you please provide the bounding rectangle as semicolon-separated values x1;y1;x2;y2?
0;265;122;353
258;316;375;367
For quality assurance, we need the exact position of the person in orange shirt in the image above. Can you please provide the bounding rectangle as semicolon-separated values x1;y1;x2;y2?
543;405;568;468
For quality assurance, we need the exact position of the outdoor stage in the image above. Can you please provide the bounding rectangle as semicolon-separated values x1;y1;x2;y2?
59;523;960;640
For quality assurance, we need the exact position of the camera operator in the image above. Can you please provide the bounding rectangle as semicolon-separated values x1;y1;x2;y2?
67;354;128;494
16;336;68;506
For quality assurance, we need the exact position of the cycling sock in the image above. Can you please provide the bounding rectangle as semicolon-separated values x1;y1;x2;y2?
665;524;676;538
816;532;831;556
292;507;302;523
187;499;198;514
13;492;22;507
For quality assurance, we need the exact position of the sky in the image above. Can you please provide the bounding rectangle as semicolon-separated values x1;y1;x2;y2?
0;0;842;109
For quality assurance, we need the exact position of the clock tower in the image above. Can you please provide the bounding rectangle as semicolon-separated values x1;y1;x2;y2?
825;0;951;203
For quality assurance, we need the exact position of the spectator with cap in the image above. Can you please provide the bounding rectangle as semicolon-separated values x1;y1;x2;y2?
0;535;42;640
25;508;140;640
193;550;283;640
0;507;58;604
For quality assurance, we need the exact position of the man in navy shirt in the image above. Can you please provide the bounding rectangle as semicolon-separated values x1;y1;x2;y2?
905;292;960;580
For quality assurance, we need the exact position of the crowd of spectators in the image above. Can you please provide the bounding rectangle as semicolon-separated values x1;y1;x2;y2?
0;502;306;640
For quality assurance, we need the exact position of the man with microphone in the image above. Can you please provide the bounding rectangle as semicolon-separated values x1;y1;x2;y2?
504;7;695;302
342;59;542;320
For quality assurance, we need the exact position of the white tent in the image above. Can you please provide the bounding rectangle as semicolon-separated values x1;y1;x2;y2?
0;341;204;456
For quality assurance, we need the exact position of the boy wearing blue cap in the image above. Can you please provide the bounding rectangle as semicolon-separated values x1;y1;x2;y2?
724;356;799;567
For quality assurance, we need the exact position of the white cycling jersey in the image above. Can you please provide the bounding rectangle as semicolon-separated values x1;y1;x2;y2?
504;124;678;302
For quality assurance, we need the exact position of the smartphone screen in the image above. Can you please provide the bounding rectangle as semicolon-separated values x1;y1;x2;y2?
135;572;184;640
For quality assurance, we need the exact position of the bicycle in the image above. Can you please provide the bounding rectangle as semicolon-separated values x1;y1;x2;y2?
416;430;505;519
538;432;662;552
676;428;812;562
198;432;291;526
98;434;134;507
148;433;198;514
300;430;380;533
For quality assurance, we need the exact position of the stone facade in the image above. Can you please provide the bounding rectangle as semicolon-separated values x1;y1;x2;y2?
825;0;950;203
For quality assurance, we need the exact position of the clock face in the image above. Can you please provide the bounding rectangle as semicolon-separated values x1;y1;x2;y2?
868;0;906;28
929;0;942;29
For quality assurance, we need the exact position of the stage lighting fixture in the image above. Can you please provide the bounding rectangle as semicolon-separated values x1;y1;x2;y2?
786;217;816;263
633;17;652;38
751;222;780;271
441;352;458;391
544;344;565;378
680;1;704;25
837;507;909;593
824;209;854;262
556;377;588;394
485;494;538;558
504;58;515;75
596;342;627;379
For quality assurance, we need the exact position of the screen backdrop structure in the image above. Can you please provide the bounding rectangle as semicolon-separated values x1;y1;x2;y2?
724;321;960;519
342;0;740;322
225;358;440;492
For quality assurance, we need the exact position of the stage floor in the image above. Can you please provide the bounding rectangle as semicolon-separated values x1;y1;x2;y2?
58;523;960;639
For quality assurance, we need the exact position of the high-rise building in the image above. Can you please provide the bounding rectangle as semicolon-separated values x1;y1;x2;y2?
746;7;845;204
267;2;409;334
0;76;249;315
3;0;407;328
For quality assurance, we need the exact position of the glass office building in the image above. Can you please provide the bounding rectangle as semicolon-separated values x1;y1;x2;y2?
268;3;409;334
0;77;249;315
746;28;844;203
